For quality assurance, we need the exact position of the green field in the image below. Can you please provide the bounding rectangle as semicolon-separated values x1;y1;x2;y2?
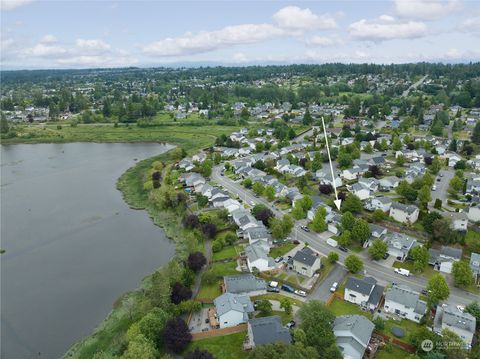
269;242;297;258
2;123;238;150
212;246;238;261
185;331;248;359
327;298;373;319
376;346;408;359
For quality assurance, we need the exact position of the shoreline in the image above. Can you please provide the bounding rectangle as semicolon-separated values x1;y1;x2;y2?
62;147;187;359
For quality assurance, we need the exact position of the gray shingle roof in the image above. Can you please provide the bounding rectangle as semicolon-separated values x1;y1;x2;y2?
214;292;254;318
385;285;426;315
391;202;418;215
248;315;292;346
334;315;374;357
435;305;476;334
224;274;266;294
292;247;319;267
345;277;376;296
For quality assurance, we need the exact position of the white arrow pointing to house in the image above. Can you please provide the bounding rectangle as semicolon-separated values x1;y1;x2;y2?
320;116;342;211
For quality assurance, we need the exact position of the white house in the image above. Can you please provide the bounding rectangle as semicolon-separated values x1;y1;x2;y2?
428;246;462;274
349;183;371;201
384;232;418;261
344;277;384;310
384;285;427;323
389;202;419;224
245;244;275;272
364;196;392;212
291;247;321;277
434;305;476;348
467;204;480;222
213;292;254;328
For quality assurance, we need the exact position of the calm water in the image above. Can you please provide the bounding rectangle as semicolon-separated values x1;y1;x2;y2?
1;143;176;359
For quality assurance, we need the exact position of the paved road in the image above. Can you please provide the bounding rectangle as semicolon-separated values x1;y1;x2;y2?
431;169;455;207
212;165;479;307
402;75;428;97
309;264;347;302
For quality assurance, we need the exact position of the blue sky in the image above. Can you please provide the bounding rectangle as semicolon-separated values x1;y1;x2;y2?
1;0;479;69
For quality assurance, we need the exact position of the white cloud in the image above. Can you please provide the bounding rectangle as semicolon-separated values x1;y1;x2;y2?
394;0;462;21
306;35;343;47
40;35;57;45
232;52;249;63
458;16;480;33
23;43;68;58
349;16;427;41
75;39;111;55
142;6;336;57
272;6;337;30
0;0;33;11
143;23;287;57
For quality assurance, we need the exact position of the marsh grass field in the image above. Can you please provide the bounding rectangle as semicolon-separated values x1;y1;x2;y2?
1;123;239;150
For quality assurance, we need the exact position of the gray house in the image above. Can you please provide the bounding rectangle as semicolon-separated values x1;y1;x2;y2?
291;247;321;277
384;285;427;323
383;232;419;261
344;276;384;310
223;274;267;296
213;292;254;328
245;316;292;349
434;305;476;348
333;315;375;359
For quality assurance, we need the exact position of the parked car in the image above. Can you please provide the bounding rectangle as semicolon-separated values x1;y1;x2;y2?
436;178;441;182
293;240;300;245
281;284;295;293
394;268;410;276
275;256;284;263
294;289;307;297
267;287;280;293
286;320;296;329
440;173;444;177
339;246;348;252
457;305;465;312
432;185;437;191
330;282;338;293
382;252;390;260
301;226;310;232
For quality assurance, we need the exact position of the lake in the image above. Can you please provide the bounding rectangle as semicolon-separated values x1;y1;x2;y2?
1;143;176;359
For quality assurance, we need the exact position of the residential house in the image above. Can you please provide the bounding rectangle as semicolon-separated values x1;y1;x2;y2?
192;152;207;163
333;315;375;359
447;153;462;168
307;196;332;221
245;316;292;349
327;213;342;235
384;285;427;323
389;202;420;224
445;212;469;232
470;253;480;281
383;232;418;261
245;244;275;272
223;274;267;296
467;204;480;222
213;292;254;328
466;178;480;195
433;305;476;348
358;177;379;192
349;183;371;201
178;158;195;172
429;246;462;274
244;226;271;252
291;247;321;277
364;196;392;212
379;176;400;191
344;276;384;311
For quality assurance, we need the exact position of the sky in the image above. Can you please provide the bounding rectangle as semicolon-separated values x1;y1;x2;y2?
1;0;480;69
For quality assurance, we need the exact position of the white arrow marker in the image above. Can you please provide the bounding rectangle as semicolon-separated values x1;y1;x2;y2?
321;116;342;211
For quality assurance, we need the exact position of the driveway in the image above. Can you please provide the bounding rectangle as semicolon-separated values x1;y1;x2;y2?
309;264;347;302
430;169;455;208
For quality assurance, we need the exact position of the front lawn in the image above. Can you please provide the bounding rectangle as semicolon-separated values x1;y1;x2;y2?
251;293;304;307
327;298;373;320
186;331;247;359
392;261;436;279
270;242;297;258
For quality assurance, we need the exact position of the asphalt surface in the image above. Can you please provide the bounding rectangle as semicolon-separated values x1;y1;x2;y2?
431;169;455;206
212;165;479;307
309;264;347;302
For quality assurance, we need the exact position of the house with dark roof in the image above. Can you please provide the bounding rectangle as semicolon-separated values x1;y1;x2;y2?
213;292;254;328
291;247;321;277
434;305;476;348
384;285;427;323
224;274;267;296
245;316;292;349
334;315;375;359
428;246;463;274
344;277;384;310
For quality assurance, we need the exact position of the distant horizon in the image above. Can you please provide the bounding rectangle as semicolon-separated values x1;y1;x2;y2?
2;59;480;72
2;0;480;69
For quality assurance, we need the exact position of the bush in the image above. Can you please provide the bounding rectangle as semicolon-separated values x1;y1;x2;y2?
212;239;224;253
434;198;442;209
328;252;339;264
223;232;237;245
373;317;385;331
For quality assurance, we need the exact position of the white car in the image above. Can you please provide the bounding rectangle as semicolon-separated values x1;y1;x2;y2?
330;282;338;293
294;290;307;297
457;305;465;312
432;185;437;191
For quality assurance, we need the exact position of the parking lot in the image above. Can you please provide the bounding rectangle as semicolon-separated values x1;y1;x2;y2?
309;264;347;302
